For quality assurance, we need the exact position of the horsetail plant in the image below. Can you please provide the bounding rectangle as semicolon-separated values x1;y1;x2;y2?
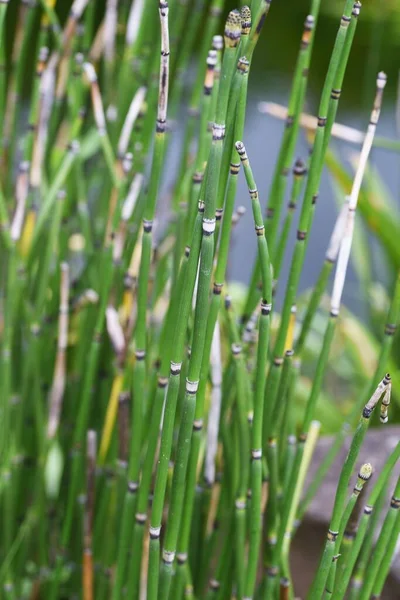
244;9;317;321
1;1;400;600
323;462;373;598
261;0;360;445
112;3;170;597
153;12;242;599
278;70;387;591
235;141;273;600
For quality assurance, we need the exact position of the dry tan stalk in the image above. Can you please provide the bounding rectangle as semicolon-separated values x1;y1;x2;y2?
106;305;125;357
104;0;118;60
89;19;105;62
11;161;30;242
126;0;145;46
118;86;147;157
205;321;222;485
258;101;366;145
47;263;70;439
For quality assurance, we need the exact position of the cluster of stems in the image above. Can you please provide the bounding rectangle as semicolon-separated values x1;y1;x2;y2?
0;1;399;599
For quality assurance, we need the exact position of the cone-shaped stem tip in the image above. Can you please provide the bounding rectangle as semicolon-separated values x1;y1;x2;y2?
224;9;242;48
235;140;246;157
241;5;252;35
358;463;373;481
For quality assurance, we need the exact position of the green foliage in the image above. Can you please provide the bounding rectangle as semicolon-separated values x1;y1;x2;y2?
0;1;399;599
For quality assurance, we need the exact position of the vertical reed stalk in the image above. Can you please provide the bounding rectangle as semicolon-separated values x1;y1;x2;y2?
47;263;70;440
277;72;386;584
156;13;242;599
273;159;306;283
323;463;372;598
235;141;272;600
173;45;253;600
112;5;170;596
83;430;96;600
